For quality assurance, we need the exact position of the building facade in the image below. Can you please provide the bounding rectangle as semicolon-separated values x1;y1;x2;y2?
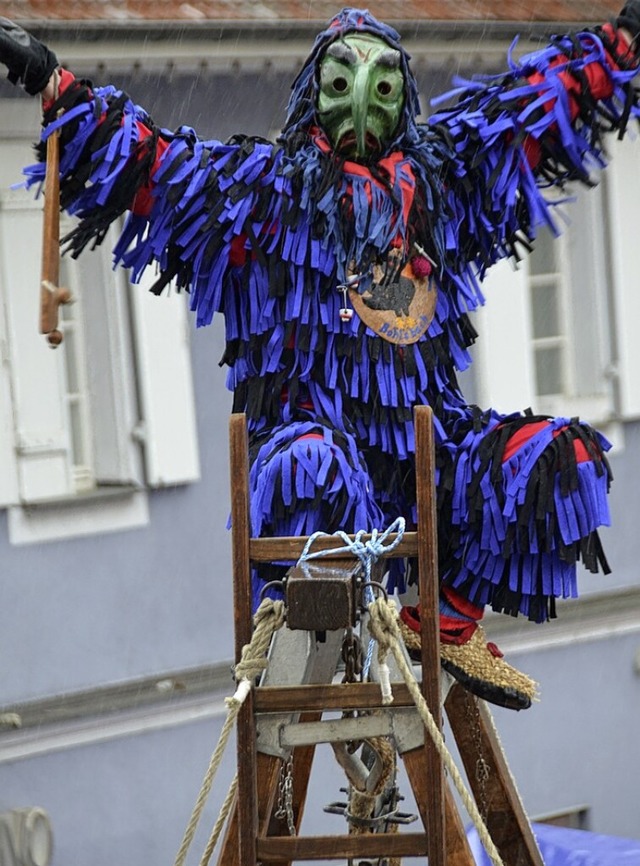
1;4;639;864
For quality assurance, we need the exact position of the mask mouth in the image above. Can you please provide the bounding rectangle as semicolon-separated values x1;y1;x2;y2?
336;130;382;158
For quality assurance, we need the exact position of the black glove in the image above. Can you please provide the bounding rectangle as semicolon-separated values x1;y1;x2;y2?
618;1;640;39
0;18;57;95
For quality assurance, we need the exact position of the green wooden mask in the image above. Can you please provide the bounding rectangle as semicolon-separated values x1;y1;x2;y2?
317;33;405;160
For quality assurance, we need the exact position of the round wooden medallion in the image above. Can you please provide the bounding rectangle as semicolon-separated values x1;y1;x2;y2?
348;249;437;345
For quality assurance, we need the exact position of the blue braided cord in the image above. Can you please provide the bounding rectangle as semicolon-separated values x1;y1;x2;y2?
297;517;406;573
296;518;406;679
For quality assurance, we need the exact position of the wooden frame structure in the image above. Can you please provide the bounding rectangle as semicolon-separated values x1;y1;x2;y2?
217;405;545;866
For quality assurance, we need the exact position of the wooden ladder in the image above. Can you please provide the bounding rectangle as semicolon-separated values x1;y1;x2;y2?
217;405;545;866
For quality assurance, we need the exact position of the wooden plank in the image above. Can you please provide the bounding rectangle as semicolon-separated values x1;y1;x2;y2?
236;696;257;866
216;754;283;866
229;414;257;866
267;713;320;866
249;532;418;562
280;713;396;747
216;793;239;866
445;684;545;866
254;682;416;713
414;405;447;866
403;747;476;866
257;832;428;861
290;734;316;834
444;787;479;866
257;753;284;836
229;413;253;655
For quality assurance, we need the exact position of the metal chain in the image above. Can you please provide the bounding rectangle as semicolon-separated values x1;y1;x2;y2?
274;753;296;836
465;691;490;820
341;628;363;684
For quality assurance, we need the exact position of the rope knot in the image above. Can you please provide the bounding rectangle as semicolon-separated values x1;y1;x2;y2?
297;518;406;581
368;597;400;647
233;598;285;685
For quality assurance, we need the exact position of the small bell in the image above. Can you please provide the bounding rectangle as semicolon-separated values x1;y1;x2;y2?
339;307;354;322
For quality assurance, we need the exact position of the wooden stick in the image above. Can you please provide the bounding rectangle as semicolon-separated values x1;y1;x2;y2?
40;126;70;346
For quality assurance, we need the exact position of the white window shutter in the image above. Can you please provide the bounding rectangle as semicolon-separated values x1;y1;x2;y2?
74;236;145;487
0;192;72;501
471;257;536;414
605;135;640;419
129;272;200;486
0;247;19;508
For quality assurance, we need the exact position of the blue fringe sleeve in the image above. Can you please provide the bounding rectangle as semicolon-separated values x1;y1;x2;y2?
24;79;160;255
426;26;640;277
22;78;287;331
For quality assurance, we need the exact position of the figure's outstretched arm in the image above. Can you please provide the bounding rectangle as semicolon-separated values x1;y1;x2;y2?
0;21;171;267
0;20;287;330
425;5;640;274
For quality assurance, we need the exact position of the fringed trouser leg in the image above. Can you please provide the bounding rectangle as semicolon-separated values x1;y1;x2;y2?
438;415;612;622
248;420;384;609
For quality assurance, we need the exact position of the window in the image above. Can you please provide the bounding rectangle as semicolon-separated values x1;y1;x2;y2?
470;133;640;432
525;182;613;422
529;226;567;400
0;99;200;543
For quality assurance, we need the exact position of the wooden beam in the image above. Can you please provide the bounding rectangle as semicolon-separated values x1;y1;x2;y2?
445;684;545;866
254;682;416;713
257;832;428;861
217;754;283;866
249;532;418;562
403;747;477;866
414;405;447;866
229;413;258;866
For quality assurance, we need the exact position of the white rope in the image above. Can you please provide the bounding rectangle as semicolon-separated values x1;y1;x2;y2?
367;597;506;866
199;774;239;866
173;598;285;866
376;657;393;705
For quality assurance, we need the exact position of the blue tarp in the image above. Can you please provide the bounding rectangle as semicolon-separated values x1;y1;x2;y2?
467;822;640;865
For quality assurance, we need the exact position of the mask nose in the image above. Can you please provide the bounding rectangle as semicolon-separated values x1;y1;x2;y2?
351;64;372;159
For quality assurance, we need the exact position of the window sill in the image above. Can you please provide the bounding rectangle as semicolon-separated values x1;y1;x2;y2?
7;486;149;545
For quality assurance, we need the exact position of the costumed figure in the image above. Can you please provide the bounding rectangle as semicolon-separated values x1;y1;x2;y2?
2;5;640;711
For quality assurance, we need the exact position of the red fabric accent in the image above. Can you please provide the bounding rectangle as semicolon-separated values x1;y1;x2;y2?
42;69;164;218
410;255;432;279
572;439;590;463
501;420;550;462
400;604;479;646
131;130;169;216
312;130;416;227
280;384;315;409
42;67;77;111
441;585;484;622
523;135;542;167
439;616;478;645
297;433;324;441
523;24;634;170
486;642;504;659
399;604;420;632
229;233;248;267
501;421;592;465
602;22;637;66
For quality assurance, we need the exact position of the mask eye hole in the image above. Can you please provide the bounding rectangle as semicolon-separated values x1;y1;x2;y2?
377;80;393;96
332;76;348;93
